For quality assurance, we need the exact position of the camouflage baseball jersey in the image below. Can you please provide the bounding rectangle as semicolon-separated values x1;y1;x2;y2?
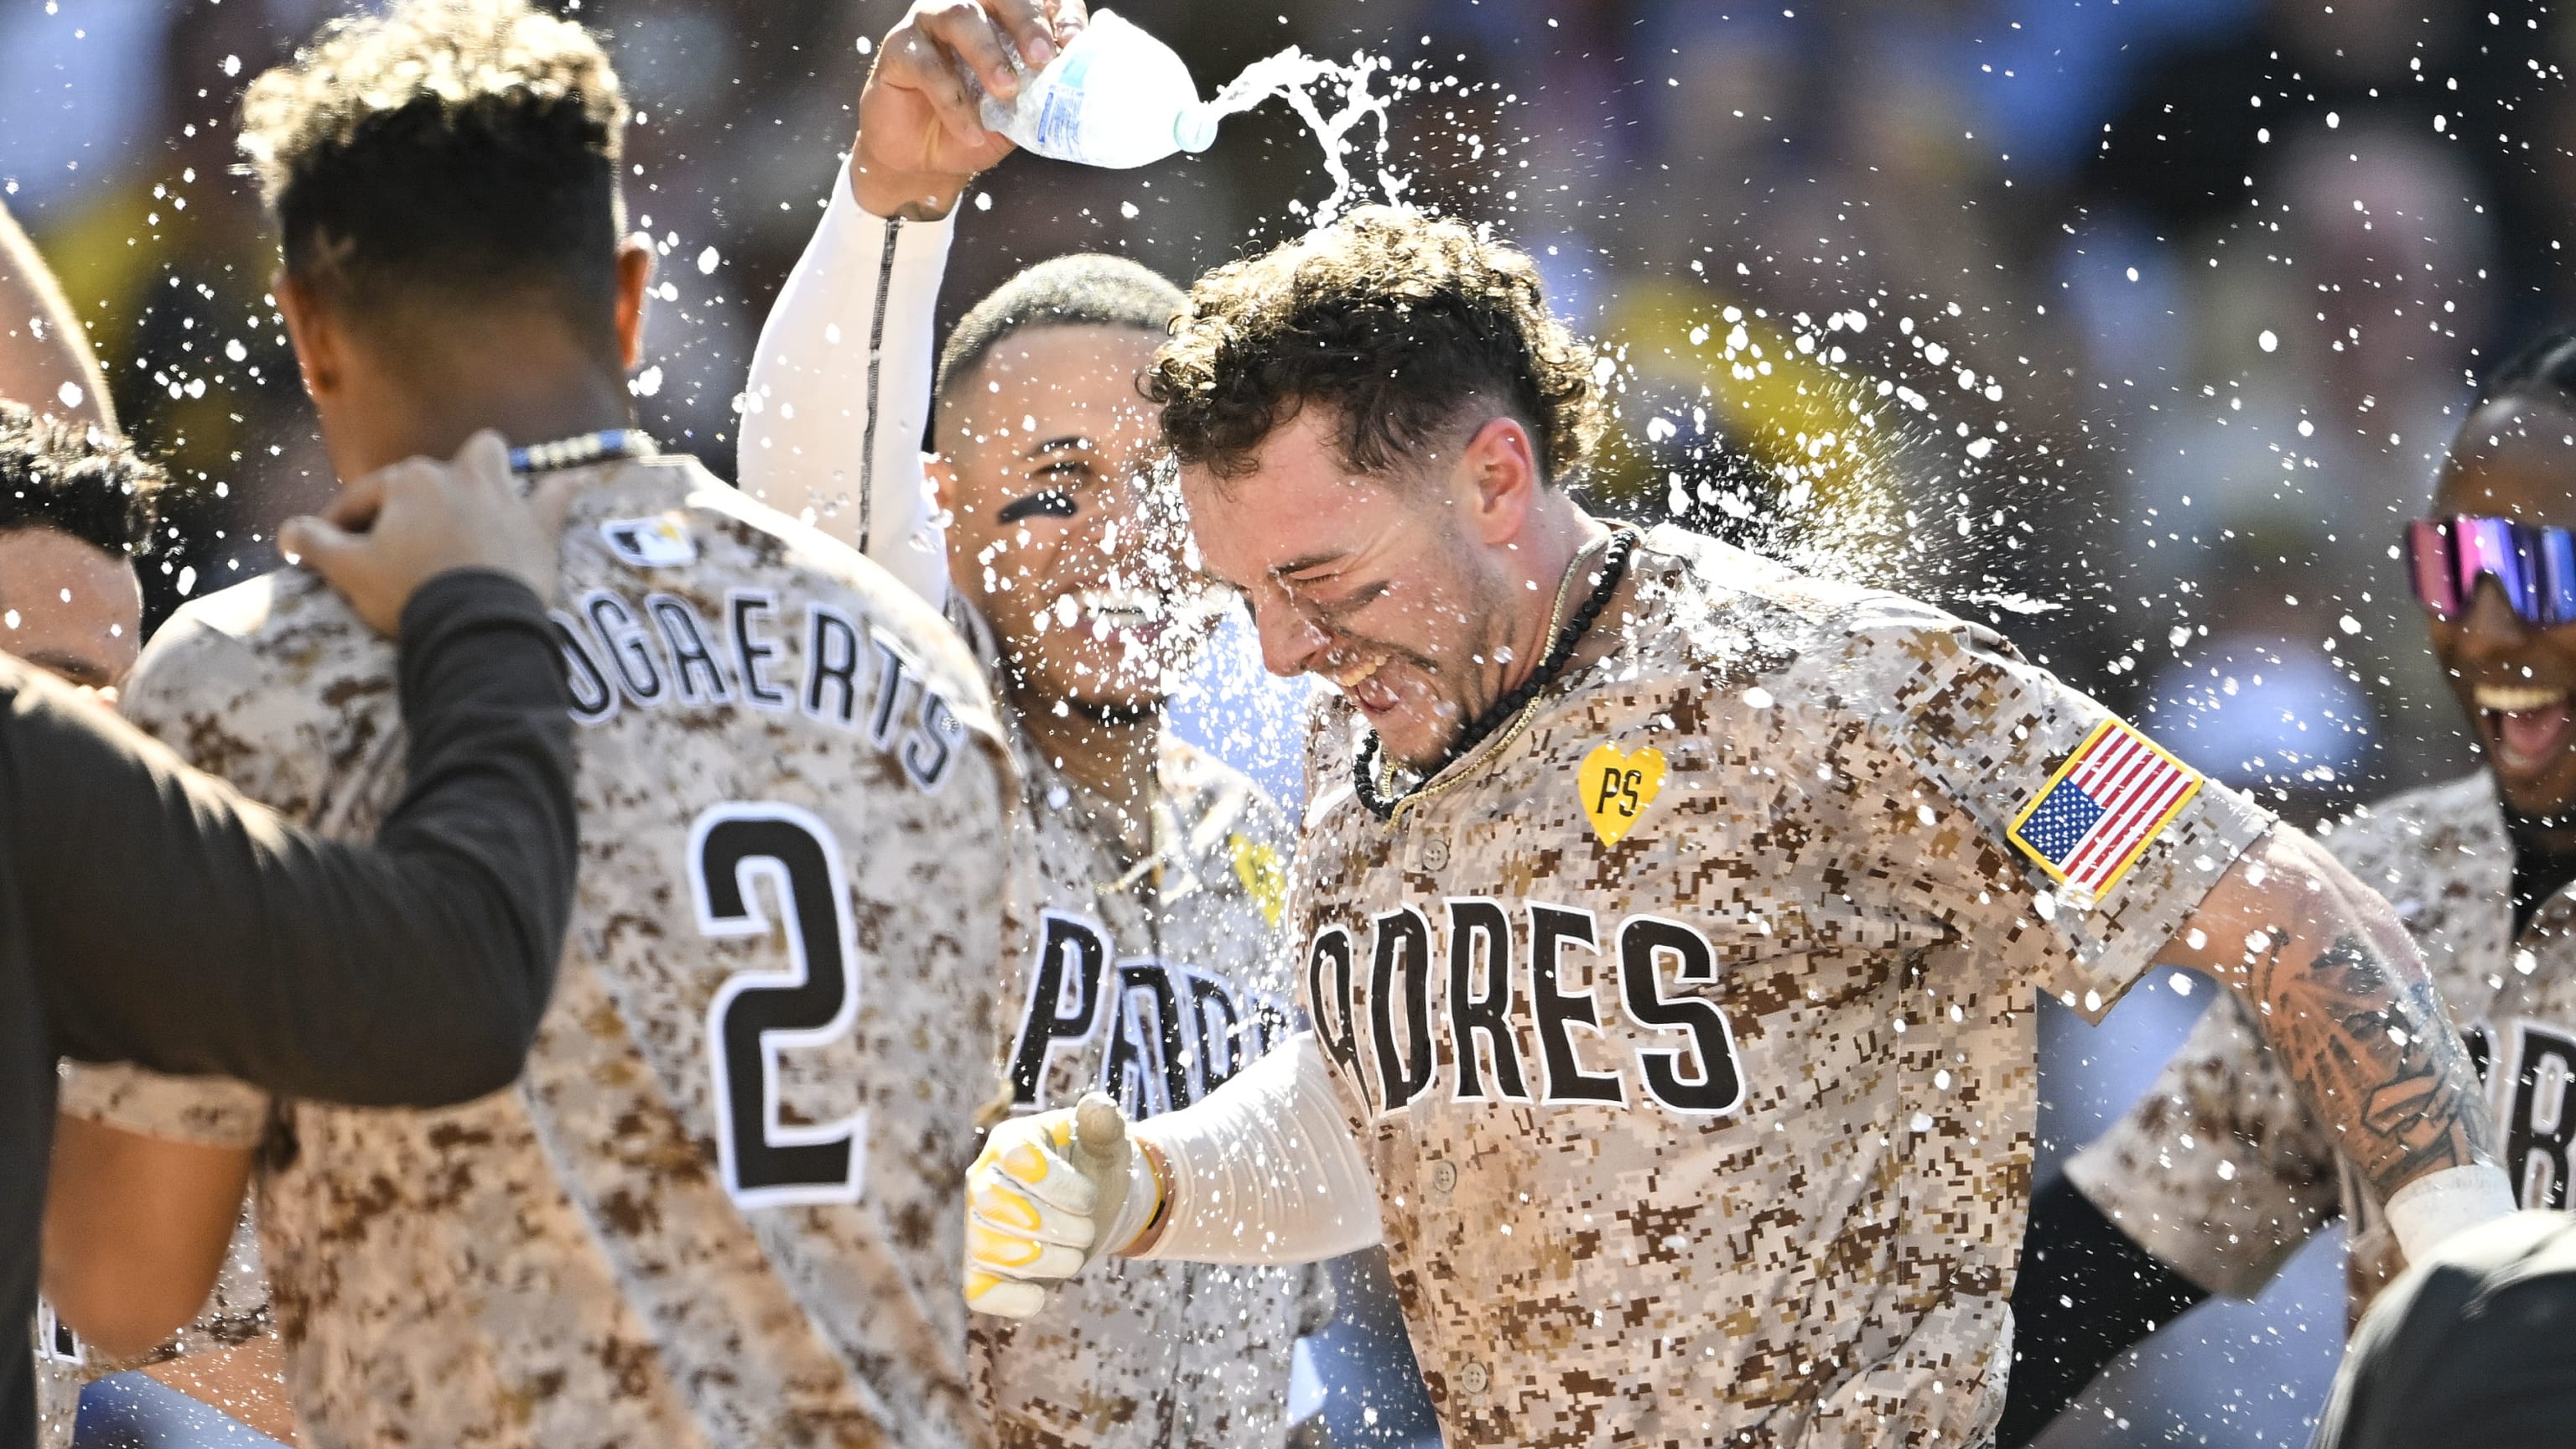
55;453;1027;1449
1288;523;2273;1448
955;602;1326;1448
2070;773;2575;1316
30;1213;271;1449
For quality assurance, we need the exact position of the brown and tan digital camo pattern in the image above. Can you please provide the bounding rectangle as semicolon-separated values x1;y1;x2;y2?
1286;524;2272;1447
969;671;1330;1447
32;1211;271;1449
2071;772;2576;1319
55;455;1028;1449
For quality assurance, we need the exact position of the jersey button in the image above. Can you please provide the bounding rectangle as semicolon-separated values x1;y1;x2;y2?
1455;1360;1490;1396
1421;835;1451;870
1428;1159;1458;1193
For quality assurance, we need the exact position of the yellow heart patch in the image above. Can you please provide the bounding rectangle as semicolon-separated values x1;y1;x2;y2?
1229;834;1287;927
1578;743;1666;847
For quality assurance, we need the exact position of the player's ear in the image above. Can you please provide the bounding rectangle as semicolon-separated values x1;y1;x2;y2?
274;268;340;404
613;236;654;374
926;450;961;519
1457;415;1540;547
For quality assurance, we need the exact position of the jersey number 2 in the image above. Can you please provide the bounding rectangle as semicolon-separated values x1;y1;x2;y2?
688;802;867;1208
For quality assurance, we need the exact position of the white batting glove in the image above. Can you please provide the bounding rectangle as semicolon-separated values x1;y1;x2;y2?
964;1092;1160;1319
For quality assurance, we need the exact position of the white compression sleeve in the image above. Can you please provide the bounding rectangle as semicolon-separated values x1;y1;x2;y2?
1129;1031;1384;1265
738;162;953;609
2384;1162;2516;1265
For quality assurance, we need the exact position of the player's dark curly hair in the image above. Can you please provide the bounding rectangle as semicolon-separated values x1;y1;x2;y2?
0;402;163;558
241;0;626;348
1145;206;1604;484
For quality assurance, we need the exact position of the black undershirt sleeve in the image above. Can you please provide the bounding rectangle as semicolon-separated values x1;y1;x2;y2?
1995;1172;2213;1448
2511;839;2576;938
24;567;580;1106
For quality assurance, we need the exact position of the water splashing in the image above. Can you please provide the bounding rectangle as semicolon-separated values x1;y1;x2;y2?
1202;48;1407;224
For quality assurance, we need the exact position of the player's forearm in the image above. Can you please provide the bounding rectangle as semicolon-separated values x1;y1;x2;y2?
30;572;577;1104
739;161;953;606
2170;828;2508;1251
41;1117;250;1358
358;568;584;1086
1125;1032;1384;1265
0;200;110;427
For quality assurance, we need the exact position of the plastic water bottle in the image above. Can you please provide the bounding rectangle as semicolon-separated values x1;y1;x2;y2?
969;9;1220;169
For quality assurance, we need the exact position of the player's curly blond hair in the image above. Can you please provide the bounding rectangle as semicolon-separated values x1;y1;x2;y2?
1146;207;1604;484
240;0;626;325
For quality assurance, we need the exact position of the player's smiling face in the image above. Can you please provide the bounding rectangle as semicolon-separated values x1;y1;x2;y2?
2428;397;2576;820
1183;408;1517;771
937;324;1217;714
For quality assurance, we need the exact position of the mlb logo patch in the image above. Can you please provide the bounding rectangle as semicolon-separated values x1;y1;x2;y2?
2007;719;2202;906
600;516;697;569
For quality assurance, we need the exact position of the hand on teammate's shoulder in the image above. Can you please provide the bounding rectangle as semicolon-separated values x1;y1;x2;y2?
281;430;579;637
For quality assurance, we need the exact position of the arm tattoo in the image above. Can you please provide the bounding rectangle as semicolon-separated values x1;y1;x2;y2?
2250;929;2489;1195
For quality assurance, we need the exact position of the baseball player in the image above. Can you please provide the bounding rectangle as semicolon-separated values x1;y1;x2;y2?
955;203;2518;1447
736;3;1327;1440
0;419;587;1449
0;214;290;1446
0;411;292;1449
39;3;1029;1446
2002;325;2576;1440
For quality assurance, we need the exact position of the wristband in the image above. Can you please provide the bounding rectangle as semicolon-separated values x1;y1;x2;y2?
1096;1134;1164;1259
2385;1162;2516;1264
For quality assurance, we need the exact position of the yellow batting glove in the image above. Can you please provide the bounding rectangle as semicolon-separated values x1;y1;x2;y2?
964;1093;1156;1319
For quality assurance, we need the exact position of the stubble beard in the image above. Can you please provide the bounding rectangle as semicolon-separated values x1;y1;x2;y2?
1388;558;1519;773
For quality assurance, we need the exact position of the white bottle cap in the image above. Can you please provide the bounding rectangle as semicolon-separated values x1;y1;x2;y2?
1175;105;1219;154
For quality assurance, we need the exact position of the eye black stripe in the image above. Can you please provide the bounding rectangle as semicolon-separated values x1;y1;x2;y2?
997;490;1078;524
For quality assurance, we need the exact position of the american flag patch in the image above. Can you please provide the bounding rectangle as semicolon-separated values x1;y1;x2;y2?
2007;719;2203;904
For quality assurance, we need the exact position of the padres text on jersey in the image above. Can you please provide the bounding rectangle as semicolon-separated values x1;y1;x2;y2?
964;608;1328;1449
1290;524;2271;1449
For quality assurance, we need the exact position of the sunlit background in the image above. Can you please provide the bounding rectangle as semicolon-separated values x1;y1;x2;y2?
6;2;2568;1444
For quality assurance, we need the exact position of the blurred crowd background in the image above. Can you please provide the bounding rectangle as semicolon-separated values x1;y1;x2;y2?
5;1;2570;1445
